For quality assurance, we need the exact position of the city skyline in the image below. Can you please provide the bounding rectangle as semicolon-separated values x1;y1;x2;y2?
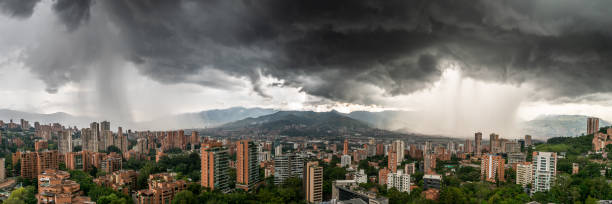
0;107;606;203
2;1;612;203
1;1;612;138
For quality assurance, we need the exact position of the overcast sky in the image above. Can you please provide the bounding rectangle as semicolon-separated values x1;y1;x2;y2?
1;0;612;137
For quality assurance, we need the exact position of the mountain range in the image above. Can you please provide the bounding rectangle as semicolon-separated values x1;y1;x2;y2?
0;108;607;139
220;110;370;130
0;109;94;128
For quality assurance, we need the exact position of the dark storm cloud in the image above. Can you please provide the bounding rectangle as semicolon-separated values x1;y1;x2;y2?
3;0;612;104
0;0;39;18
52;0;92;31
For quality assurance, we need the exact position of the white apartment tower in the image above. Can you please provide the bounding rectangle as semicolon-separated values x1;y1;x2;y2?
341;154;352;168
532;152;557;193
387;170;411;193
516;162;533;187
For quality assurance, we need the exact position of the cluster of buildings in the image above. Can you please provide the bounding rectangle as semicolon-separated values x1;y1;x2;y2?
93;170;139;195
37;169;93;204
135;173;187;204
5;116;602;204
514;152;558;193
0;119;31;131
590;117;612;153
472;132;558;194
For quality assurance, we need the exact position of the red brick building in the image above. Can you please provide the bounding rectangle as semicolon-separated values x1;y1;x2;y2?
135;173;187;204
101;152;122;173
37;169;92;204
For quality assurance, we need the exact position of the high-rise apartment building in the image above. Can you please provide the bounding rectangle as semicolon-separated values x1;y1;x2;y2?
20;119;29;130
101;121;110;131
20;151;38;179
343;139;349;155
532;152;557;193
387;170;410;193
465;139;473;154
191;131;199;146
81;128;92;152
481;154;504;183
525;135;532;147
274;153;304;185
423;153;436;174
409;144;423;159
376;143;384;156
388;150;397;173
19;150;60;180
489;133;500;154
178;130;186;150
516;162;532;187
59;130;72;154
100;121;111;151
236;140;260;191
103;130;114;151
304;161;323;203
424;141;432;154
37;150;59;178
503;141;521;153
118;127;128;153
475;132;482;156
588;117;600;135
201;142;230;193
391;140;405;165
90;122;100;152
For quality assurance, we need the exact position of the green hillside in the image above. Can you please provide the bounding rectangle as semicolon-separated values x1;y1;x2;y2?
219;111;372;136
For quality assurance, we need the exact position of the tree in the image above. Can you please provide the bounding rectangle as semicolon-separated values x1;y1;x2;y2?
385;188;411;204
549;173;580;203
59;162;67;171
106;145;122;154
504;167;516;184
172;191;196;204
164;147;183;154
439;187;468;204
4;186;36;204
187;183;202;194
137;161;162;189
605;144;612;153
586;196;598;204
456;166;479;182
98;193;129;204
